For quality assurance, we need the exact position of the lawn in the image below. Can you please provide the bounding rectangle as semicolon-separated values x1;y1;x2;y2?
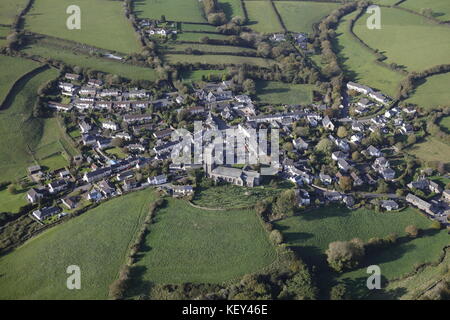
0;67;60;182
334;11;403;97
132;198;277;285
400;0;450;22
0;189;157;299
255;80;316;105
23;43;157;81
0;187;28;214
0;0;29;25
244;1;284;33
25;0;141;54
274;1;340;33
134;0;206;23
405;72;450;109
0;55;41;106
353;7;450;72
164;53;277;67
105;147;127;159
193;184;285;209
407;137;450;164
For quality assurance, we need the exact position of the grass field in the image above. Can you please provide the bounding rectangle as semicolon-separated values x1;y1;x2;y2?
0;189;156;299
0;187;27;213
0;26;11;47
438;116;450;133
23;43;157;81
407;137;450;164
163;42;256;54
176;32;230;42
134;0;205;23
0;66;60;182
256;80;316;105
274;1;340;33
0;0;29;25
354;7;450;72
219;0;245;20
181;69;228;82
244;1;284;33
25;0;141;53
334;11;403;97
181;23;218;32
0;55;41;106
193;184;285;209
164;53;277;67
132;198;276;285
275;206;436;266
400;0;450;22
405;72;450;109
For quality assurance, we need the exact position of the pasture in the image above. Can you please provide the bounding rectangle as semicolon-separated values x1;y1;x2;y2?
132;198;276;285
0;55;40;106
180;69;228;82
133;0;205;23
400;0;450;22
405;72;450;109
0;187;28;214
0;0;29;25
0;67;60;182
244;1;284;33
25;0;141;53
334;11;403;97
439;116;450;133
274;1;340;33
219;0;245;20
256;81;316;105
407;137;450;164
164;53;277;67
176;32;230;42
163;42;256;54
0;189;156;299
353;7;450;72
23;44;157;81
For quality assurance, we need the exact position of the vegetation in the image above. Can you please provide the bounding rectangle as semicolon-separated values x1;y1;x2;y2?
134;0;206;23
255;80;316;105
405;72;450;109
244;1;283;33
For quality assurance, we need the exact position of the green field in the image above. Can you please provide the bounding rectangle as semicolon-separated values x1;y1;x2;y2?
334;11;403;97
405;72;450;109
176;32;230;42
164;53;277;67
275;206;436;266
0;26;11;47
0;66;61;181
181;69;228;82
0;187;28;214
219;0;245;20
354;7;450;72
134;0;205;23
23;43;157;81
400;0;450;22
408;137;450;164
244;1;284;33
25;0;141;53
0;0;29;25
0;55;41;106
439;116;450;133
0;189;156;299
256;80;316;105
164;42;256;54
181;23;219;32
193;184;285;209
275;1;340;33
133;199;276;284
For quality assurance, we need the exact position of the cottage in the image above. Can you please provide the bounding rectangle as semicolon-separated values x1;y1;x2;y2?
61;197;78;210
48;101;72;112
406;193;433;215
48;179;68;194
293;138;308;150
27;188;44;203
347;82;372;95
83;167;112;183
148;174;167;185
102;121;119;131
366;145;381;157
381;200;399;211
32;206;60;221
319;173;333;185
338;159;352;172
322;116;335;131
97;180;116;197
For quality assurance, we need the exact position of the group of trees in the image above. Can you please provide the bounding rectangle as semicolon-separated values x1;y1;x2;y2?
202;0;227;25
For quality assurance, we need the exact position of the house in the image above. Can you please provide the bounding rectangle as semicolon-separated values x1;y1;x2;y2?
32;206;60;221
373;157;390;169
88;79;103;88
87;190;102;202
207;166;260;188
96;138;112;150
322;116;335;131
381;200;399;211
27;188;44;203
102;121;119;131
324;191;342;202
338;159;352;172
117;170;134;181
319;173;333;185
366;145;381;157
369;91;389;105
79;86;97;96
332;151;347;161
148;174;167;185
79;120;91;133
127;144;146;152
99;89;121;97
65;73;80;81
48;101;72;112
153;128;174;140
61;197;78;209
380;167;396;180
28;165;42;175
399;124;414;135
97;180;116;197
48;179;68;194
443;190;450;202
58;82;77;95
357;98;372;109
172;185;194;196
186;106;205;115
351;172;364;187
343;195;355;207
96;101;114;110
295;189;310;206
293;138;308;150
83;167;112;183
406;193;433;215
271;33;286;42
347;82;372;95
123;178;138;191
123;114;152;124
352;122;364;132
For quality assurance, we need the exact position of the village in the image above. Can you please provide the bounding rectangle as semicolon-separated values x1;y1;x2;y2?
23;73;450;227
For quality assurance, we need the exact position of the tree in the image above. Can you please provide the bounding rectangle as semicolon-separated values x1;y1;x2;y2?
269;229;283;245
273;189;297;217
337;126;348;138
407;134;417;145
330;283;349;300
316;138;334;154
376;179;389;194
326;238;365;272
405;225;419;238
111;138;124;148
339;175;353;192
243;78;256;95
351;151;361;161
7;184;17;195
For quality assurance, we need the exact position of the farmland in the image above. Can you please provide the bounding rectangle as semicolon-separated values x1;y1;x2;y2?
0;0;29;25
163;42;256;54
164;53;277;67
25;0;141;54
0;66;60;182
400;0;450;22
0;189;156;300
334;11;403;97
439;116;450;133
353;7;450;72
0;187;28;214
274;1;340;33
180;69;228;82
244;1;284;33
219;0;245;20
132;198;276;285
255;81;316;105
407;137;450;164
134;0;206;23
405;72;450;109
176;32;230;42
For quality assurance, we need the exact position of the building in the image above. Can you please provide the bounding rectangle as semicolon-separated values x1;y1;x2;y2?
102;121;119;131
123;114;152;124
32;206;60;221
406;193;433;215
62;197;78;209
322;116;335;131
48;179;68;194
27;188;44;203
83;167;112;183
148;174;167;185
381;200;399;211
207;166;260;188
347;82;372;95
